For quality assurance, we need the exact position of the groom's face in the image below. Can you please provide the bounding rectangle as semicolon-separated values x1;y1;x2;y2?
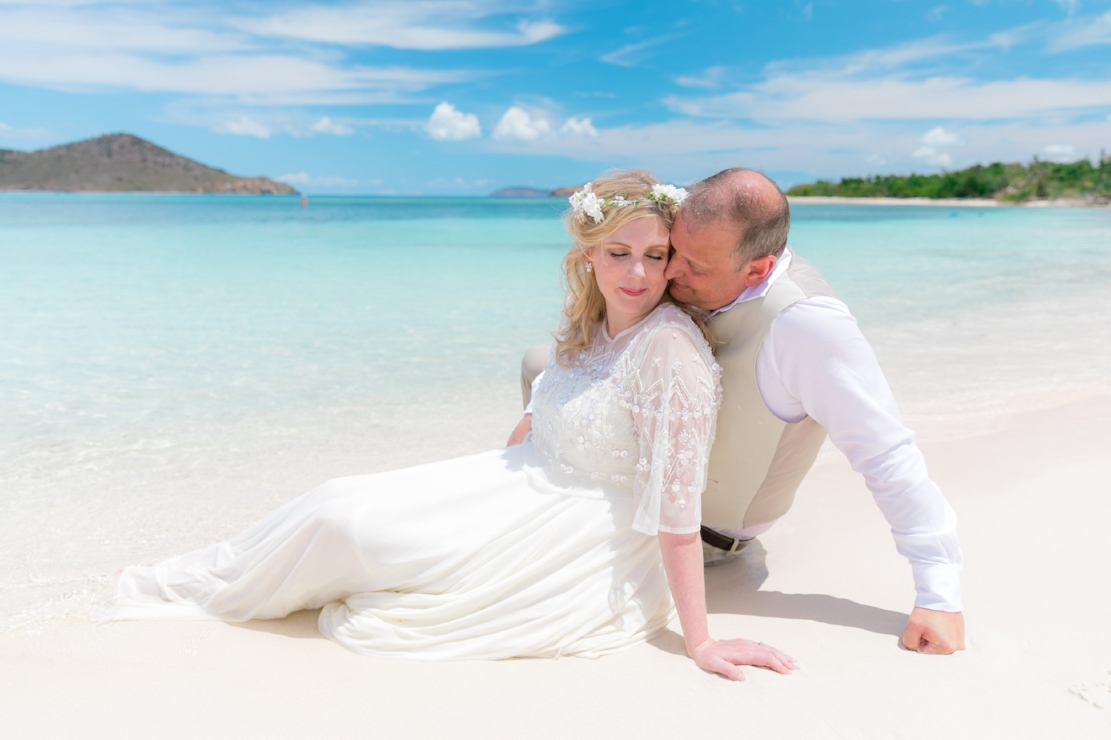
665;211;751;311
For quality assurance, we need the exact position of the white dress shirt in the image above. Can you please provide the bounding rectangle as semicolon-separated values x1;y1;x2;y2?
712;249;963;612
526;249;964;612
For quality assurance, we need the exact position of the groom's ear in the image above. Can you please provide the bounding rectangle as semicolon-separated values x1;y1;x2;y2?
743;255;777;287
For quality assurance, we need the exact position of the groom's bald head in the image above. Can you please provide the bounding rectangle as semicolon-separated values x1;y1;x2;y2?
680;168;790;268
665;168;790;310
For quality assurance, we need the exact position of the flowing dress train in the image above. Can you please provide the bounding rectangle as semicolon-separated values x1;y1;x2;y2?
116;303;721;660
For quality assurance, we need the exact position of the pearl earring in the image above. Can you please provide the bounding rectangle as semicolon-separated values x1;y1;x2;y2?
585;262;593;273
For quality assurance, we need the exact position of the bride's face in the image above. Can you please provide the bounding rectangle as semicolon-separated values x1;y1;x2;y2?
585;215;671;335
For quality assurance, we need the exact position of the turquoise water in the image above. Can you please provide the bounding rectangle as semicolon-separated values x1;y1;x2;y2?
3;195;1110;447
2;193;1111;444
1;196;569;443
2;193;1110;632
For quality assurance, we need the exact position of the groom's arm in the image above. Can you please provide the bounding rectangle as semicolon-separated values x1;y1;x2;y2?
507;344;550;447
506;415;532;446
759;298;964;653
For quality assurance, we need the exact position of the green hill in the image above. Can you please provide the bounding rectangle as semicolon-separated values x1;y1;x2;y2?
787;157;1111;202
0;133;297;194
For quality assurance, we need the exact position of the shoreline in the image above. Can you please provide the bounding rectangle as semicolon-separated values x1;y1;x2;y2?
787;195;1110;208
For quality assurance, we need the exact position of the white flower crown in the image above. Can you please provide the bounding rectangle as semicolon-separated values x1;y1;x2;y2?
568;182;688;224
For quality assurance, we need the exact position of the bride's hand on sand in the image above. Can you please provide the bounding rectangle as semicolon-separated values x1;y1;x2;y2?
690;637;799;681
901;607;965;654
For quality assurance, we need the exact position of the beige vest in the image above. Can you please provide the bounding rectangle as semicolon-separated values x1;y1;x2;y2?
702;253;835;531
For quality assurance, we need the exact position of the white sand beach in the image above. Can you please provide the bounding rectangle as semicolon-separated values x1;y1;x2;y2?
2;392;1108;739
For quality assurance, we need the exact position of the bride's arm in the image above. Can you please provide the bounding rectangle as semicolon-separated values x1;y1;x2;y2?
629;318;797;680
506;414;531;446
658;531;798;681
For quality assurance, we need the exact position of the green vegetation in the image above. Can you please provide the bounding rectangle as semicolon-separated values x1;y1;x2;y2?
787;156;1111;202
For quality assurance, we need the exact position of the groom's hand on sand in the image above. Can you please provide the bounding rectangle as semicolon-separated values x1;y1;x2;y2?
691;638;799;681
902;607;965;654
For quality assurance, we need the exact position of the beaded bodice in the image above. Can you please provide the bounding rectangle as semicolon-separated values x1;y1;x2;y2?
529;303;722;535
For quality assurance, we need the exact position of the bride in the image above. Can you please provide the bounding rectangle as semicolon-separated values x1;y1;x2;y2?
116;170;797;681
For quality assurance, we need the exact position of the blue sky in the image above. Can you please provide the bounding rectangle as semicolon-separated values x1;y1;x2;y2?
1;0;1109;194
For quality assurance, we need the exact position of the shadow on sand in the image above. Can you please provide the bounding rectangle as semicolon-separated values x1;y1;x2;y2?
706;540;907;636
650;539;909;656
228;608;328;640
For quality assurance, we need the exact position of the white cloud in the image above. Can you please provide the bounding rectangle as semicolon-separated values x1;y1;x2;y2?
487;115;1111;185
921;126;961;146
1051;0;1081;15
926;6;947;23
600;35;677;67
664;30;1111;124
1046;10;1111;51
801;3;813;21
0;4;249;54
217;115;271;139
238;4;564;50
667;74;1111;122
277;172;360;187
0;47;468;102
166;102;423;138
276;172;313;185
493;106;550;140
310;116;354;135
674;66;728;90
425;175;495;190
657;24;1104;126
559;117;597;137
1043;143;1077;161
834;35;1005;72
0;0;565;54
426;102;481;141
911;146;952;167
487;109;598;142
0;2;473;104
0;121;50;139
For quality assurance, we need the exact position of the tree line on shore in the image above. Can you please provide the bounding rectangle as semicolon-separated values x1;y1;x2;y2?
787;155;1111;201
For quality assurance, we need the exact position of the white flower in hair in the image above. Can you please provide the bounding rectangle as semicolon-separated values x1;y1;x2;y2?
569;183;605;224
569;180;686;223
649;183;688;205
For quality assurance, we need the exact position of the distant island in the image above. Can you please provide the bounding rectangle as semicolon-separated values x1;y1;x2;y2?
787;156;1110;204
491;185;581;197
0;134;297;194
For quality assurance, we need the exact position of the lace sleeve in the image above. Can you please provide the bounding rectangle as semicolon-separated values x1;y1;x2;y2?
628;321;721;536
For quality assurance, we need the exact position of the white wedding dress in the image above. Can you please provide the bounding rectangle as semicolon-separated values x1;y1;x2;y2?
116;303;721;660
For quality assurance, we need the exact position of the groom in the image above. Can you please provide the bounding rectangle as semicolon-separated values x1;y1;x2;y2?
519;168;965;656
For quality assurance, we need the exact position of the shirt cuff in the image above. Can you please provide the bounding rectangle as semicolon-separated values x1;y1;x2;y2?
911;561;963;612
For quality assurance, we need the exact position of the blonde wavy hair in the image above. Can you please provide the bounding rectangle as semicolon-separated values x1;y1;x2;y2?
555;169;711;366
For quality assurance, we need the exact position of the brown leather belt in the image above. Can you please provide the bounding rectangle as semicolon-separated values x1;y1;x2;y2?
700;525;753;554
